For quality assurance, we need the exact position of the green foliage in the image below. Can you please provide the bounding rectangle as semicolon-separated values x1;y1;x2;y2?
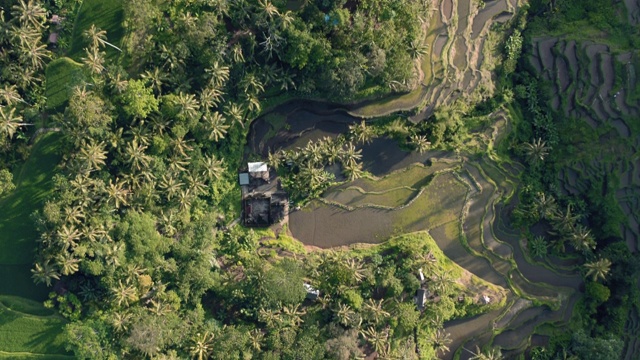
569;330;623;360
44;58;85;110
68;0;125;61
120;79;159;119
262;258;307;307
0;168;15;197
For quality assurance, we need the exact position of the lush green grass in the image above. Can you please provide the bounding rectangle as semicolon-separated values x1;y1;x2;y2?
45;57;85;110
0;133;62;299
67;0;125;61
0;296;69;357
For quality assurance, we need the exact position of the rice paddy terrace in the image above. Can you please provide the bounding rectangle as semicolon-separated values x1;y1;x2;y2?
248;104;582;358
349;0;524;119
527;36;640;255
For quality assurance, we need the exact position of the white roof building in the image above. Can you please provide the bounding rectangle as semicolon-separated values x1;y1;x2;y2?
248;162;268;173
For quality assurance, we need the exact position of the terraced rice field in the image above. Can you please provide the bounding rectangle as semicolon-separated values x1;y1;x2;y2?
347;0;520;120
528;36;640;253
274;103;581;358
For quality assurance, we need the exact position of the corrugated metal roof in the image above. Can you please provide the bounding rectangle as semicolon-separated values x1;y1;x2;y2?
248;162;268;173
239;173;250;185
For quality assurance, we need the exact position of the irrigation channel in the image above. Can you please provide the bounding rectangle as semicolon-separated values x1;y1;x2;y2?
247;100;583;358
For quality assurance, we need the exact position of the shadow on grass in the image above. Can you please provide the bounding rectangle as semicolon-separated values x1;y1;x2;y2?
0;133;62;300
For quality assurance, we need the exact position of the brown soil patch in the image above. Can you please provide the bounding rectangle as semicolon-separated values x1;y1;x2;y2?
471;0;508;39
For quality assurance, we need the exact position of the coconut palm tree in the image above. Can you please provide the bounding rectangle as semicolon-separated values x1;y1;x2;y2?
224;102;245;128
335;303;357;328
230;43;245;64
56;252;80;276
429;329;452;355
205;61;230;87
345;257;366;283
159;173;184;201
343;162;364;181
111;280;138;307
123;139;152;171
411;134;431;153
249;329;264;352
83;24;122;52
257;0;280;20
185;171;207;196
11;0;47;29
77;140;107;171
569;224;596;254
360;326;389;354
258;307;282;328
105;178;130;209
0;106;30;139
529;235;548;258
363;298;390;324
244;93;261;114
31;260;60;286
176;92;200;121
551;204;580;236
341;143;362;167
200;85;224;110
19;39;50;70
530;192;557;221
201;154;224;181
282;304;306;328
468;346;503;360
190;331;214;360
241;73;265;96
431;270;454;295
63;205;85;225
111;311;131;332
57;224;81;251
0;84;24;106
202;111;229;142
522;138;550;164
407;40;429;59
349;120;375;144
82;47;106;75
176;188;192;212
584;258;611;282
142;67;167;95
170;135;193;157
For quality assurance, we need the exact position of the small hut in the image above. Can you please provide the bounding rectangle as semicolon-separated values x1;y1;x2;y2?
248;162;269;182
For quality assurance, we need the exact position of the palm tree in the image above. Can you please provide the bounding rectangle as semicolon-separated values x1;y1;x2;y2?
360;326;389;354
11;0;47;29
334;303;358;328
83;24;122;52
202;111;229;142
170;135;193;157
0;106;30;139
522;138;550;164
201;154;224;181
205;61;230;87
105;178;130;209
569;224;596;254
190;331;214;360
19;39;50;70
258;307;282;328
407;40;429;59
82;47;106;75
31;261;60;286
244;93;261;114
199;85;224;110
176;188;192;212
349;120;375;144
468;346;503;360
111;311;132;332
431;270;454;295
63;206;85;225
411;134;431;153
230;43;245;64
77;140;107;171
282;304;306;328
185;171;207;196
363;298;390;324
57;224;81;251
159;173;184;201
123;139;152;171
341;143;362;167
111;280;138;307
429;329;452;355
241;73;265;96
0;84;24;106
224;103;245;128
528;235;548;258
530;192;557;220
56;252;80;276
345;258;366;283
343;162;364;181
551;204;580;236
584;258;611;282
142;67;167;94
176;92;200;121
249;329;264;352
258;0;280;20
